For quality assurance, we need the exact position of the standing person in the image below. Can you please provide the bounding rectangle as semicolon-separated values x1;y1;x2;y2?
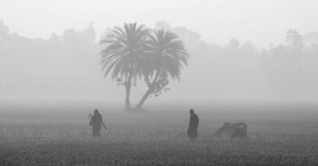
89;109;106;136
187;109;199;141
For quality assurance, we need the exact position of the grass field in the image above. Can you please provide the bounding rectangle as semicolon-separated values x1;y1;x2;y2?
0;100;318;165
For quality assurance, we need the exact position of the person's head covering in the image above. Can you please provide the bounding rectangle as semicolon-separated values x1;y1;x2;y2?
94;109;99;114
190;109;194;114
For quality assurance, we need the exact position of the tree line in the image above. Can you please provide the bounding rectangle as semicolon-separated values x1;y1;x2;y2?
1;19;318;103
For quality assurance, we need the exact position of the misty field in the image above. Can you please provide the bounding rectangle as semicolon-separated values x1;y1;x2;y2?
1;100;318;166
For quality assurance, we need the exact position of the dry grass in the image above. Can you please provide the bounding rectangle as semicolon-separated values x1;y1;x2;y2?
0;101;318;165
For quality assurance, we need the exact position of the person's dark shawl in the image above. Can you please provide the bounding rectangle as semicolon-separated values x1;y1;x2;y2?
187;113;199;138
90;113;103;136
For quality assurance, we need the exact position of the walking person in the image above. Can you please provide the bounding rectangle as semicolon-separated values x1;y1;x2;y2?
187;109;199;141
89;109;106;136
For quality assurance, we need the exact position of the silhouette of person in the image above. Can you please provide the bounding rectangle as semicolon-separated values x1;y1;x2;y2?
89;109;106;136
187;109;199;141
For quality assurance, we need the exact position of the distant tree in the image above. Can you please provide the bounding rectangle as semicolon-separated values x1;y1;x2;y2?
83;22;96;43
240;41;258;58
303;32;318;50
284;30;303;74
154;20;171;31
302;32;318;58
285;29;303;55
8;33;33;55
260;49;270;76
99;28;112;42
48;33;62;50
170;27;201;48
0;19;9;51
223;38;240;58
259;36;303;95
62;28;79;51
268;37;302;95
271;44;291;72
135;29;189;109
100;23;150;110
0;19;9;33
228;38;240;49
0;19;9;37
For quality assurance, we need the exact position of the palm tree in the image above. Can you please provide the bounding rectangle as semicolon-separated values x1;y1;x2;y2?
135;29;189;109
100;23;150;110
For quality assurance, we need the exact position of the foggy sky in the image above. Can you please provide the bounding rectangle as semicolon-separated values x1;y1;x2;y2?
1;0;318;47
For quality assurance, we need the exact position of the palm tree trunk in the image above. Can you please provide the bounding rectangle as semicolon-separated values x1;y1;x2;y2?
136;69;160;109
125;69;133;109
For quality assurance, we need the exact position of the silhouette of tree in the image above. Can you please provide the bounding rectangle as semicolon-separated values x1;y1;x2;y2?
0;19;9;34
0;19;9;51
302;31;318;61
303;32;318;53
260;49;270;76
48;33;62;50
170;27;201;49
100;28;112;42
100;23;150;110
268;31;303;95
135;29;189;109
285;29;303;55
83;22;96;43
154;20;171;31
284;30;303;75
240;41;258;59
223;38;240;58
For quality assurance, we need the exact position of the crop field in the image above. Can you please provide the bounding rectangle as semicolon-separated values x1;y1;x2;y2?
1;100;318;166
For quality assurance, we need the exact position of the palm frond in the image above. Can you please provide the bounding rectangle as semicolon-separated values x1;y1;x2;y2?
103;59;121;78
100;22;151;85
145;29;189;81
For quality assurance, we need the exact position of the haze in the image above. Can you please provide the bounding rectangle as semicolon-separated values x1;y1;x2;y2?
1;0;318;105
